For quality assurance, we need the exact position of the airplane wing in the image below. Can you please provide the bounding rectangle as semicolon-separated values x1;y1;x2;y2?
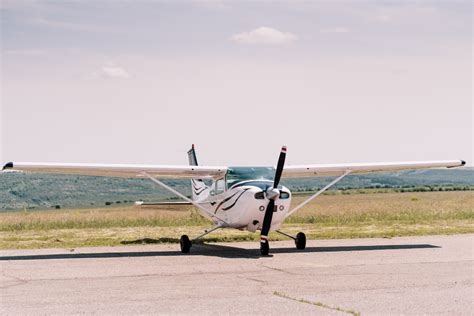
2;162;227;179
2;160;466;179
282;160;465;178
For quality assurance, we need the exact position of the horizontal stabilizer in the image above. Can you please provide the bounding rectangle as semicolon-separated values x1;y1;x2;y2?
134;201;192;206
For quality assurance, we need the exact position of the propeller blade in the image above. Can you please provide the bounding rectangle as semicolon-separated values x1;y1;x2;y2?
273;146;287;188
260;199;275;241
260;146;287;245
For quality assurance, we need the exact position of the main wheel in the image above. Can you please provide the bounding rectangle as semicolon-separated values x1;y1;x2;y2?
260;240;270;256
295;232;306;250
180;235;192;253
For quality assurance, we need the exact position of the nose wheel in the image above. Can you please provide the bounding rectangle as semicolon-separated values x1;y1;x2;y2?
180;235;192;253
260;240;270;256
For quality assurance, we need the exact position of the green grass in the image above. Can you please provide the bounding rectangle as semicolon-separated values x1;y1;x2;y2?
0;191;472;250
1;222;472;250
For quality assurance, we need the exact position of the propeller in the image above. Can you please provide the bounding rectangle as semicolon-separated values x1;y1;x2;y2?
260;146;287;248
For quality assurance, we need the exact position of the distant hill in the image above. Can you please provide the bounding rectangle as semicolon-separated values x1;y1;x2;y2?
282;168;474;191
1;168;472;211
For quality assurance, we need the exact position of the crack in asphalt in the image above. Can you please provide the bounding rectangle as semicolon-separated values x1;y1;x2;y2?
273;291;360;316
258;263;300;275
239;276;268;284
0;271;29;290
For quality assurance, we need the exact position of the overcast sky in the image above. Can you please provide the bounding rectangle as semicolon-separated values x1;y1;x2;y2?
1;1;472;167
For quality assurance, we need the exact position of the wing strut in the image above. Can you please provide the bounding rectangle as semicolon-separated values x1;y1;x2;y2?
141;172;229;226
286;170;351;218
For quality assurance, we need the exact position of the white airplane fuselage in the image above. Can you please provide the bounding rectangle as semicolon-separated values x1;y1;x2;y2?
192;179;291;232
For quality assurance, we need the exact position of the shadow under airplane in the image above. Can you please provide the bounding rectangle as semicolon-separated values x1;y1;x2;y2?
0;242;440;261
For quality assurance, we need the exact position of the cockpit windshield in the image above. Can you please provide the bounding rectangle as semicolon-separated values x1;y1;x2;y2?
226;167;275;189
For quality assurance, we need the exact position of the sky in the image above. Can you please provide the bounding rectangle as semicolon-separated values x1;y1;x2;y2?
1;0;472;167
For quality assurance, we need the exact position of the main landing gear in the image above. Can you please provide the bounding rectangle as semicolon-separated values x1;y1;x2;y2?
181;228;306;255
295;232;306;250
179;224;223;253
180;235;192;253
275;230;307;252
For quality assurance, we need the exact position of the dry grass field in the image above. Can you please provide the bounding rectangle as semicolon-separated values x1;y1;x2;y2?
0;191;472;249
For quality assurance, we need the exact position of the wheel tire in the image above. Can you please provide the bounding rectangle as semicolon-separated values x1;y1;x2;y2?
295;232;306;250
180;235;191;253
260;240;270;256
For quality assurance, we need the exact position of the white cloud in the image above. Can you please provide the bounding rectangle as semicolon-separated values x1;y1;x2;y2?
100;66;130;79
31;18;107;32
6;49;47;56
231;27;297;44
320;27;349;34
193;0;229;10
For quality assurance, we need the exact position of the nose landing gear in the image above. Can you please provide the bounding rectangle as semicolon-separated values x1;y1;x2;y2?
260;240;270;256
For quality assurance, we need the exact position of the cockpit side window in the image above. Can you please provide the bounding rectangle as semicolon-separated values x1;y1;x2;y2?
211;178;226;195
216;178;226;194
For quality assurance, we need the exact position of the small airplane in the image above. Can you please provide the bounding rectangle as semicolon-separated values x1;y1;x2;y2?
2;146;465;255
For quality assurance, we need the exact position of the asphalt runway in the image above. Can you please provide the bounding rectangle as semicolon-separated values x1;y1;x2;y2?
1;234;473;315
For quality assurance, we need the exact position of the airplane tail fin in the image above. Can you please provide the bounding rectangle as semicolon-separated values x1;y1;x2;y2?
187;144;209;201
187;144;198;166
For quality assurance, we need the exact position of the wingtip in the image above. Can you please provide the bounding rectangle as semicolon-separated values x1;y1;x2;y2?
2;162;13;170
